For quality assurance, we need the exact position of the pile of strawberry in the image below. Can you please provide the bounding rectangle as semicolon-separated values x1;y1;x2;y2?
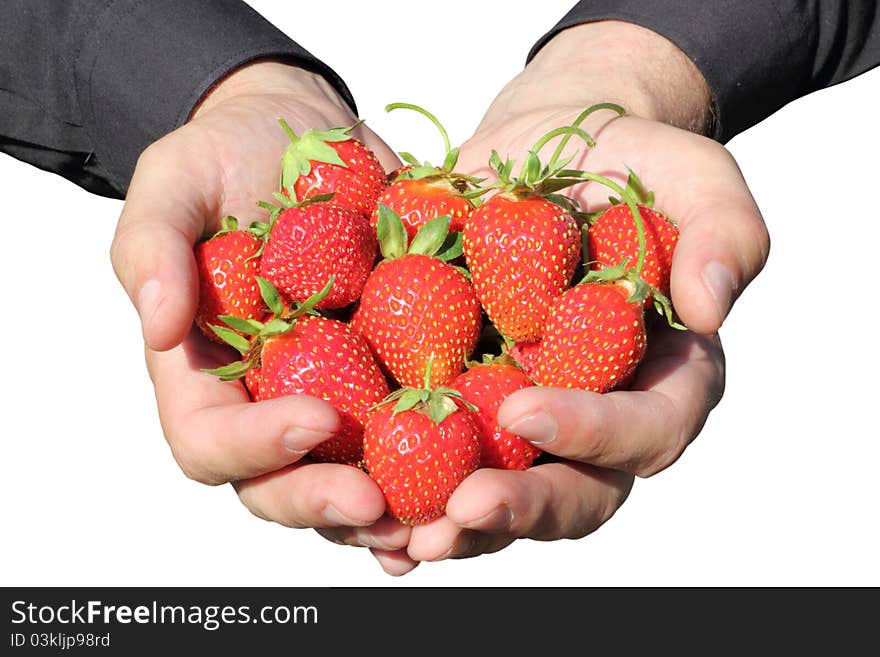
194;104;681;525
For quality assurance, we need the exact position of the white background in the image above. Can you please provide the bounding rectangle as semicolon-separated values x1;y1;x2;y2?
2;1;878;586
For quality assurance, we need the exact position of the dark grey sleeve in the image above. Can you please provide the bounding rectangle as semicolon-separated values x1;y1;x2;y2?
0;0;357;198
529;1;880;142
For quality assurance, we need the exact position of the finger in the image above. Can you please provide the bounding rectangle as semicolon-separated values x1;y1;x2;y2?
147;330;341;484
669;176;770;334
110;140;214;352
315;516;412;551
446;463;634;541
407;511;516;562
369;549;420;577
406;516;478;562
498;329;725;477
235;463;386;529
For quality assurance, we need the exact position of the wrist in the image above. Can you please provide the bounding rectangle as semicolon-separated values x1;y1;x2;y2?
190;59;352;121
517;21;712;134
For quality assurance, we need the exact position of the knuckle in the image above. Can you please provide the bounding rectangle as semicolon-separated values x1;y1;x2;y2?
168;441;225;486
634;431;689;478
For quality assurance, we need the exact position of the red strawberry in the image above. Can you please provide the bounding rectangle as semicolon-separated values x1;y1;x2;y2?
194;216;265;342
588;203;678;297
451;363;540;470
508;340;541;379
259;197;376;309
259;316;388;463
534;282;646;392
364;377;480;525
206;279;388;465
351;206;480;388
279;120;386;217
464;193;580;342
244;367;263;402
370;177;473;242
372;103;478;241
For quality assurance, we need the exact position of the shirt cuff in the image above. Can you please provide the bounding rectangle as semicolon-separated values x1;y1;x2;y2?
74;0;357;193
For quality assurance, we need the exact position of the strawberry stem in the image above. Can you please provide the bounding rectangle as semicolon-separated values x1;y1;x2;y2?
386;103;452;157
548;103;625;168
277;118;299;144
529;126;596;168
517;125;597;185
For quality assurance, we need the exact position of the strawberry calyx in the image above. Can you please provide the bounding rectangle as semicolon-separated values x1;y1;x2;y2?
204;215;271;242
580;260;682;329
278;118;365;191
373;356;477;424
376;203;463;265
256;187;336;230
384;103;483;192
466;349;519;370
203;276;334;381
464;103;626;203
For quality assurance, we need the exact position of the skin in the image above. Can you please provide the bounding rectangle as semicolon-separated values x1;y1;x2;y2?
110;21;770;577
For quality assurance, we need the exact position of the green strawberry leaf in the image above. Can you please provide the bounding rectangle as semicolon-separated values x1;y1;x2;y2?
307;125;357;143
219;215;238;233
500;158;515;182
261;318;294;336
377;204;408;259
624;167;651;205
442;147;460;173
651;290;687;331
534;177;584;195
393;389;426;415
454;265;472;281
409;215;451;257
524;151;541;184
255;277;284;317
202;359;253;381
435;387;478;413
426;391;459;424
248;220;271;239
402;165;441;180
398;151;423;167
291;276;334;318
208;325;251;355
489;150;503;174
217;315;263;336
436;231;463;262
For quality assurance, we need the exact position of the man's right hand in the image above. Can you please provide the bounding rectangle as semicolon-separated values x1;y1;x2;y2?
109;61;412;551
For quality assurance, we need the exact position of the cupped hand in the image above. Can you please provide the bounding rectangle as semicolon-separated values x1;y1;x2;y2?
349;21;768;572
109;61;402;535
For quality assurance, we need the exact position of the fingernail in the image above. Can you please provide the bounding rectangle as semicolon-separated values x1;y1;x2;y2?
136;279;162;336
701;260;736;323
282;427;333;455
322;504;364;526
504;411;558;445
435;533;477;561
354;529;394;551
461;505;514;531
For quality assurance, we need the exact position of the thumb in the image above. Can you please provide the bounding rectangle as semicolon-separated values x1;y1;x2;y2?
670;196;770;335
110;145;206;352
